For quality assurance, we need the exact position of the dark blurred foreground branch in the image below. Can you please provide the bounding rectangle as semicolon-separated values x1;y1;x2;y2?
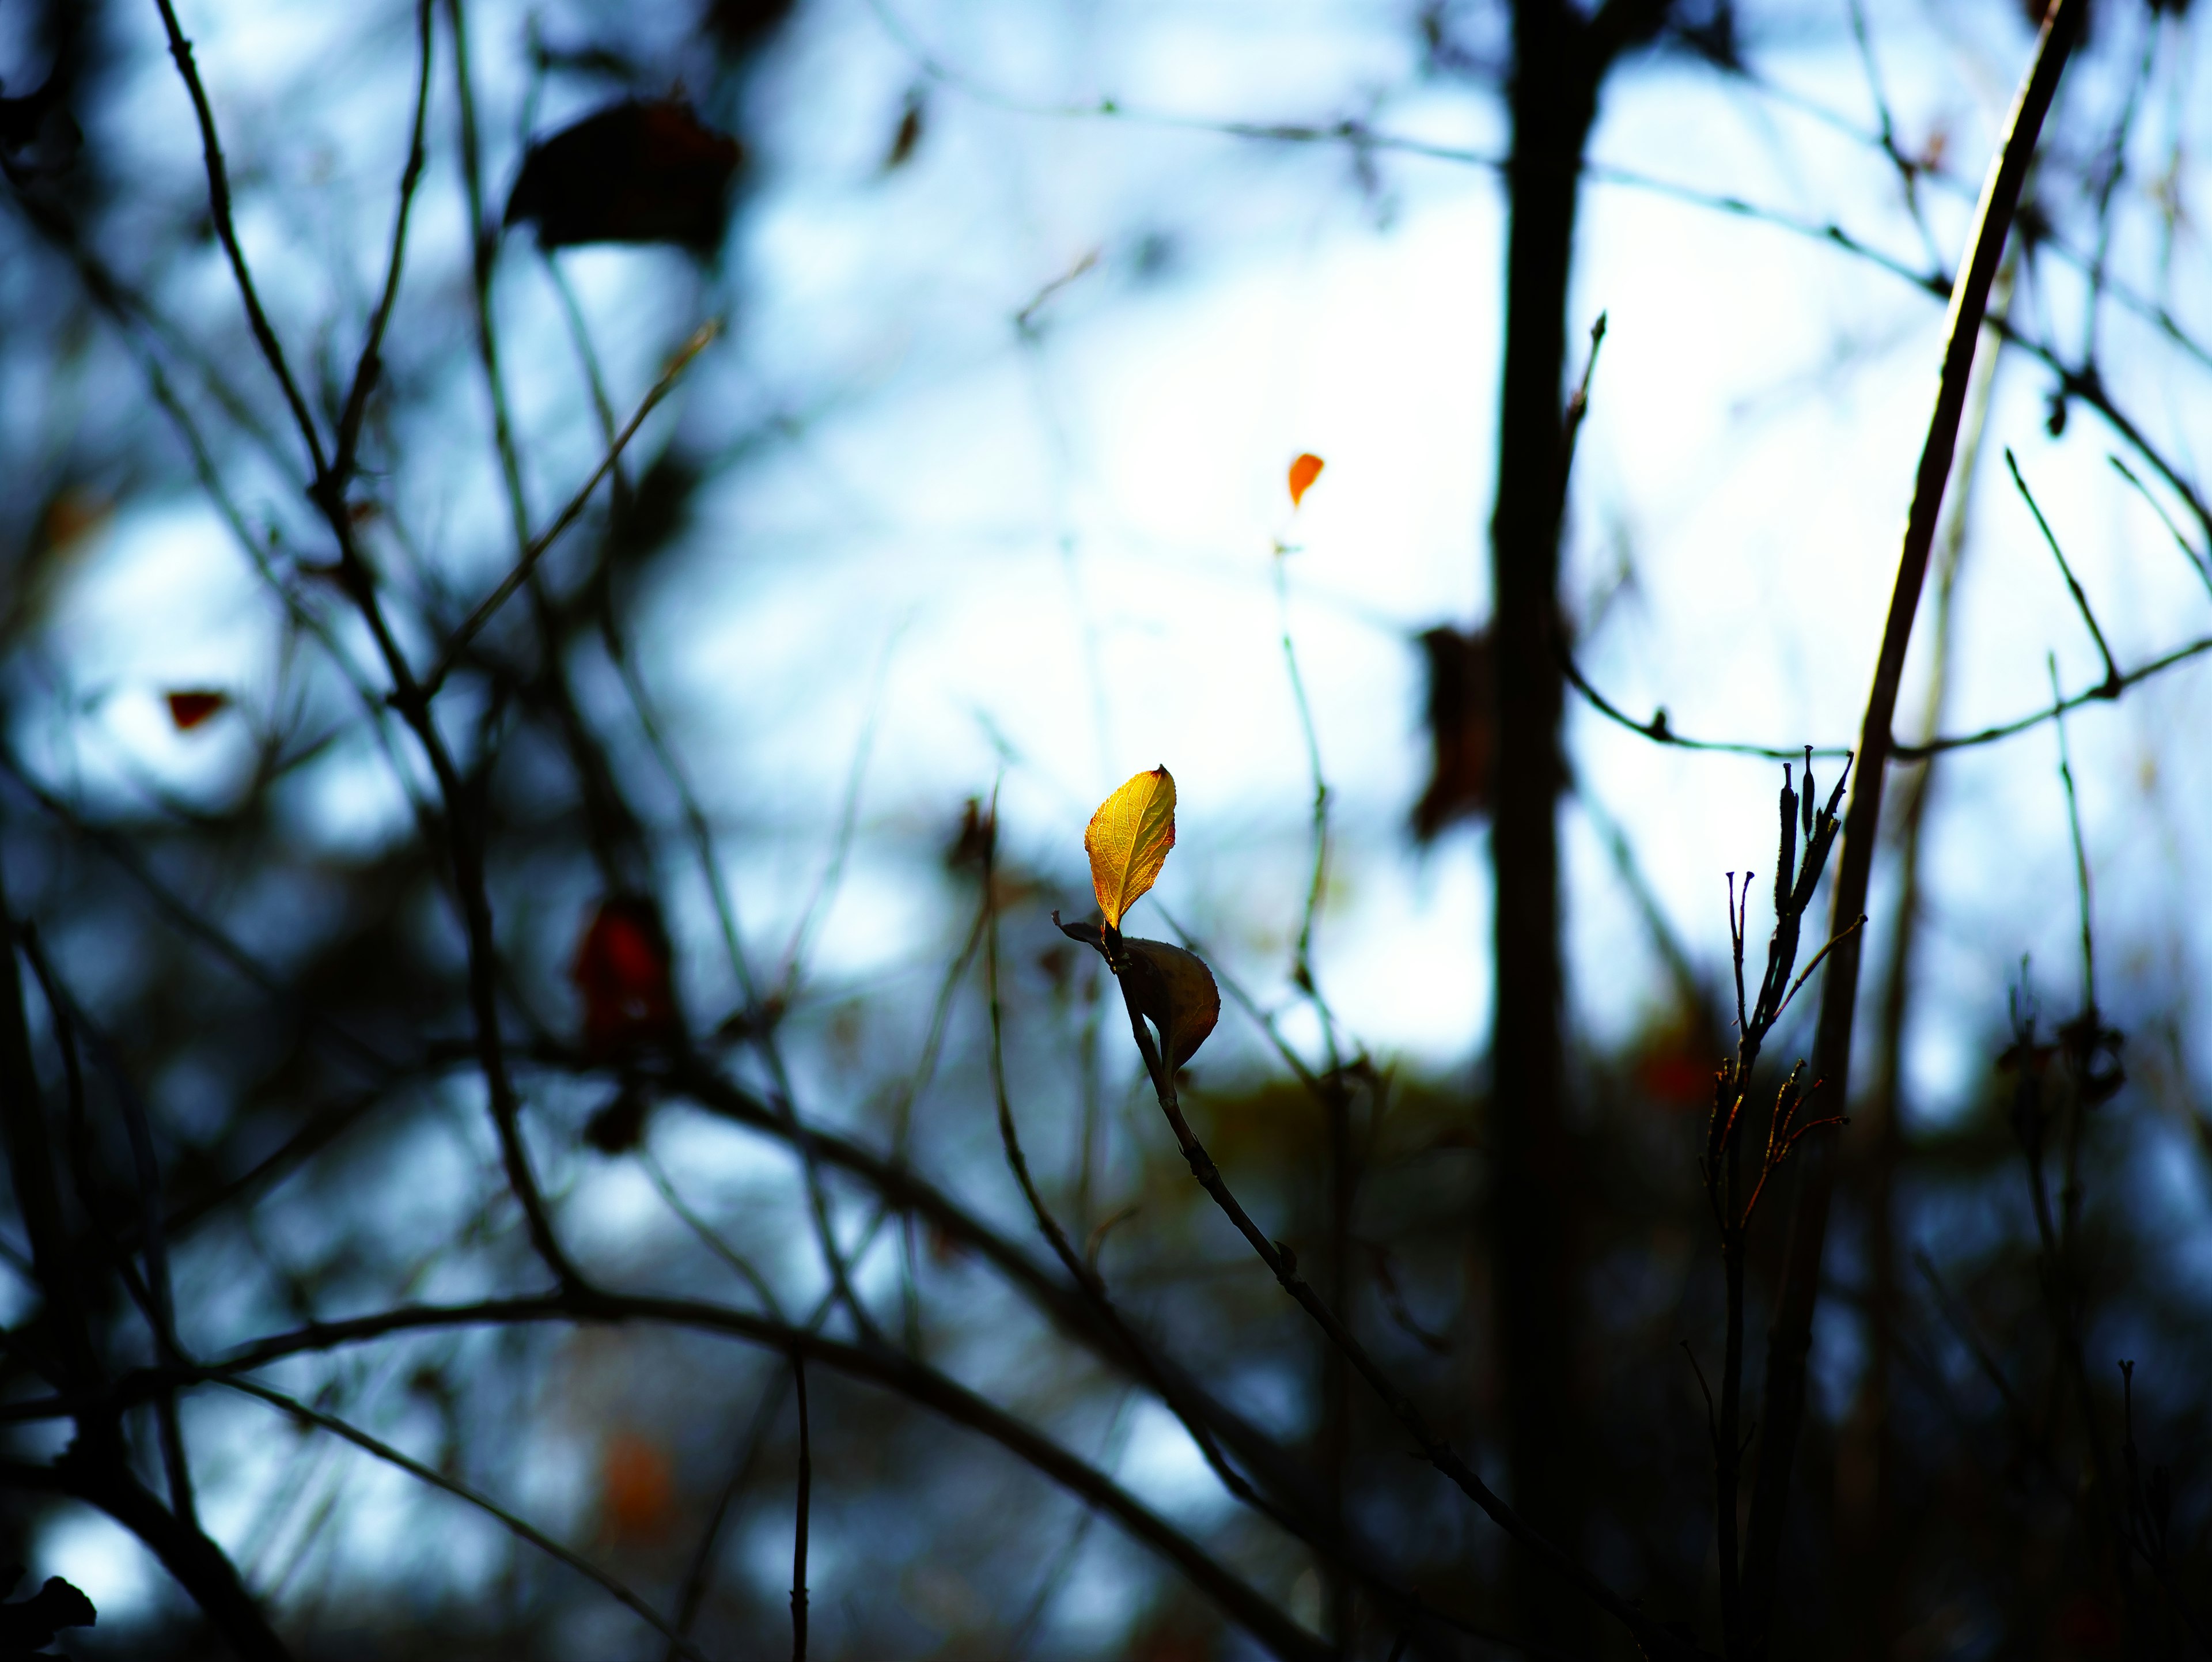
0;850;291;1659
1743;0;2084;1639
81;1294;1334;1662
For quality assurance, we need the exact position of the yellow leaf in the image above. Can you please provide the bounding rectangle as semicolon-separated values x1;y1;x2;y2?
1287;452;1325;509
1085;766;1176;929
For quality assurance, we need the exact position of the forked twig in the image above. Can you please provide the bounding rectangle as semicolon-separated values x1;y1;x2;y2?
422;322;719;695
1746;0;2088;1630
2008;450;2121;695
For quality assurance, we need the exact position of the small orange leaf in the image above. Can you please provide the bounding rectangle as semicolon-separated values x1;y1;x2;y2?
1085;767;1176;930
1287;452;1325;509
165;690;229;731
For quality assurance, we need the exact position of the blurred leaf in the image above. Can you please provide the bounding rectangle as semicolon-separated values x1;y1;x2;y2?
1119;936;1219;1069
1411;626;1493;840
946;795;995;872
572;896;680;1059
1287;452;1325;509
584;1082;651;1153
611;451;701;568
600;1432;674;1544
0;1574;94;1653
164;689;229;731
0;67;83;179
702;0;797;55
884;89;926;171
505;99;741;252
1085;766;1176;929
2;486;109;643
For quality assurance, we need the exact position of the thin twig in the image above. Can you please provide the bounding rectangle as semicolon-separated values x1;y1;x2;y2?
422;322;718;695
116;1293;1335;1662
2050;656;2098;1014
219;1375;710;1662
1745;0;2086;1630
333;0;436;484
1104;978;1709;1660
2108;454;2212;597
2009;450;2122;694
150;0;330;483
790;1350;812;1662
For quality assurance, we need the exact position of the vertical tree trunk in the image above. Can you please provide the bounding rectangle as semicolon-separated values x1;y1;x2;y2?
1488;2;1597;1644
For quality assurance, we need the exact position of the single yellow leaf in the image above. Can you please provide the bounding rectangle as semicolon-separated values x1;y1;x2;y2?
1287;452;1325;509
1085;766;1176;929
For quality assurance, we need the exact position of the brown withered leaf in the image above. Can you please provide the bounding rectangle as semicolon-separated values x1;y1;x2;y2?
884;89;926;171
1085;766;1176;929
1411;626;1492;839
505;99;741;251
1052;917;1219;1070
1118;936;1220;1070
1287;452;1325;509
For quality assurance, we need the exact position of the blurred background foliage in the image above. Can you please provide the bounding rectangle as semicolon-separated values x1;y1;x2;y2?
1;0;2211;1656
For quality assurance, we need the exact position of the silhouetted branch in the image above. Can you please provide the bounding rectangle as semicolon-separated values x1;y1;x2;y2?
1745;1;2085;1631
222;1375;711;1661
99;1294;1336;1662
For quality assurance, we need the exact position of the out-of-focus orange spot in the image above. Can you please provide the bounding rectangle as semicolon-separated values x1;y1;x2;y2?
40;489;112;553
600;1432;675;1544
1638;1050;1715;1110
165;690;230;731
571;896;680;1059
1287;452;1325;509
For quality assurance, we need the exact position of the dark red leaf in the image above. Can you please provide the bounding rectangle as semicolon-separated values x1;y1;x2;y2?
572;896;680;1058
165;690;229;731
505;99;742;252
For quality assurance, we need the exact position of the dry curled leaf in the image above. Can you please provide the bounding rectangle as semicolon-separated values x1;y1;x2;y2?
1084;766;1176;930
1118;936;1221;1069
1287;452;1325;509
1054;915;1221;1072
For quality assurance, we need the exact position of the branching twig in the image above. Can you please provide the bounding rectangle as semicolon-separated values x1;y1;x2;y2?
1745;0;2086;1634
421;322;718;696
220;1374;711;1661
1084;943;1709;1660
2010;451;2122;695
